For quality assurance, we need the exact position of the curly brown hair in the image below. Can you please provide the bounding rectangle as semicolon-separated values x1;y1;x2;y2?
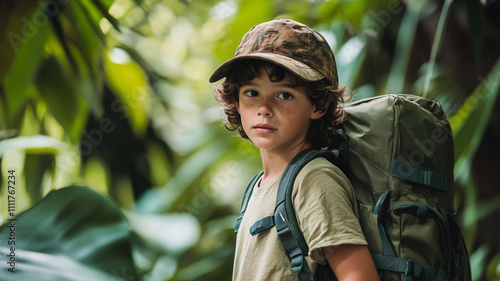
213;60;351;149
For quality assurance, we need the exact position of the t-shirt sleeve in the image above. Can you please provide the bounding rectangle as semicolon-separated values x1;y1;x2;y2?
292;158;367;265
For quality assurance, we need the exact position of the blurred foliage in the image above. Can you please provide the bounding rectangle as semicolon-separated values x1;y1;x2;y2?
0;0;499;280
0;185;136;280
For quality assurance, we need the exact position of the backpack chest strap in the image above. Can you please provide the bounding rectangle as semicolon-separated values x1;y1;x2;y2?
249;215;275;235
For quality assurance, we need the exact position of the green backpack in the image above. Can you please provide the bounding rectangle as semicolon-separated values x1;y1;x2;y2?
235;95;471;281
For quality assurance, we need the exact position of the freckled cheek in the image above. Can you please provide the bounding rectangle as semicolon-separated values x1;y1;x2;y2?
239;101;258;112
280;106;296;116
279;104;308;119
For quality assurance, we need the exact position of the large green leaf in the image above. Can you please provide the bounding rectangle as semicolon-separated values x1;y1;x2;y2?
0;185;137;280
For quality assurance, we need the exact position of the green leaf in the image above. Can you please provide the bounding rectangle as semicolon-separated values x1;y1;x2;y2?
0;135;68;157
422;0;454;97
90;0;121;32
386;0;427;94
24;154;55;205
2;4;51;125
0;185;137;280
0;0;39;83
470;244;489;281
336;36;366;89
63;0;106;119
35;55;88;142
450;58;500;181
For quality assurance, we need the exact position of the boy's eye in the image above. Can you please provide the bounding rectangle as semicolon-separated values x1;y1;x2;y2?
243;90;258;97
278;92;293;100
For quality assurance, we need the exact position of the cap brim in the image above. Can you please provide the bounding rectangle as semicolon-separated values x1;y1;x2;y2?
209;52;325;83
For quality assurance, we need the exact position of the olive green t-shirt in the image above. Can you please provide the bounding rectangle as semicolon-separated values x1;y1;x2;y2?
233;158;367;281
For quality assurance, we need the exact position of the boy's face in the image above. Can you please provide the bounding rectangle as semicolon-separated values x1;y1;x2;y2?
235;67;325;153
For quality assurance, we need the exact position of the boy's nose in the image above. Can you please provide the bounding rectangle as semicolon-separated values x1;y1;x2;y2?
257;101;273;117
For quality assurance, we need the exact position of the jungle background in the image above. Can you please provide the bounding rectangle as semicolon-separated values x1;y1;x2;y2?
0;0;499;280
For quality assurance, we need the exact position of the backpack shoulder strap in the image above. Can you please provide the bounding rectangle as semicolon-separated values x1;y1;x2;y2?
275;148;338;280
234;170;263;233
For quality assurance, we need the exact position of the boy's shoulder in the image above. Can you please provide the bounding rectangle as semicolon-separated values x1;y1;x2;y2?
293;156;351;192
297;156;345;178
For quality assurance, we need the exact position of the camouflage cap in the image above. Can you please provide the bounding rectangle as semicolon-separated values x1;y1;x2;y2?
209;19;338;87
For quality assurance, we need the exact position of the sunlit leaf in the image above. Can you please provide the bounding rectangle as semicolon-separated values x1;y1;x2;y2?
90;0;121;32
128;212;200;255
0;248;129;281
336;36;366;89
0;135;68;157
2;5;51;124
104;48;150;137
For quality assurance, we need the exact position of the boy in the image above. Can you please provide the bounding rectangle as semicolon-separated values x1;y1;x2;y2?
210;19;378;280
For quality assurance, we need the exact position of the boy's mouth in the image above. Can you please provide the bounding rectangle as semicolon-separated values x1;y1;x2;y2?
253;123;277;134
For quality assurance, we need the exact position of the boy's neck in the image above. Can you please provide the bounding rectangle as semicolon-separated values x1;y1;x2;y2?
259;144;311;187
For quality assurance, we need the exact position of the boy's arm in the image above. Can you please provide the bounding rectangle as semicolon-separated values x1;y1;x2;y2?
323;244;379;281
